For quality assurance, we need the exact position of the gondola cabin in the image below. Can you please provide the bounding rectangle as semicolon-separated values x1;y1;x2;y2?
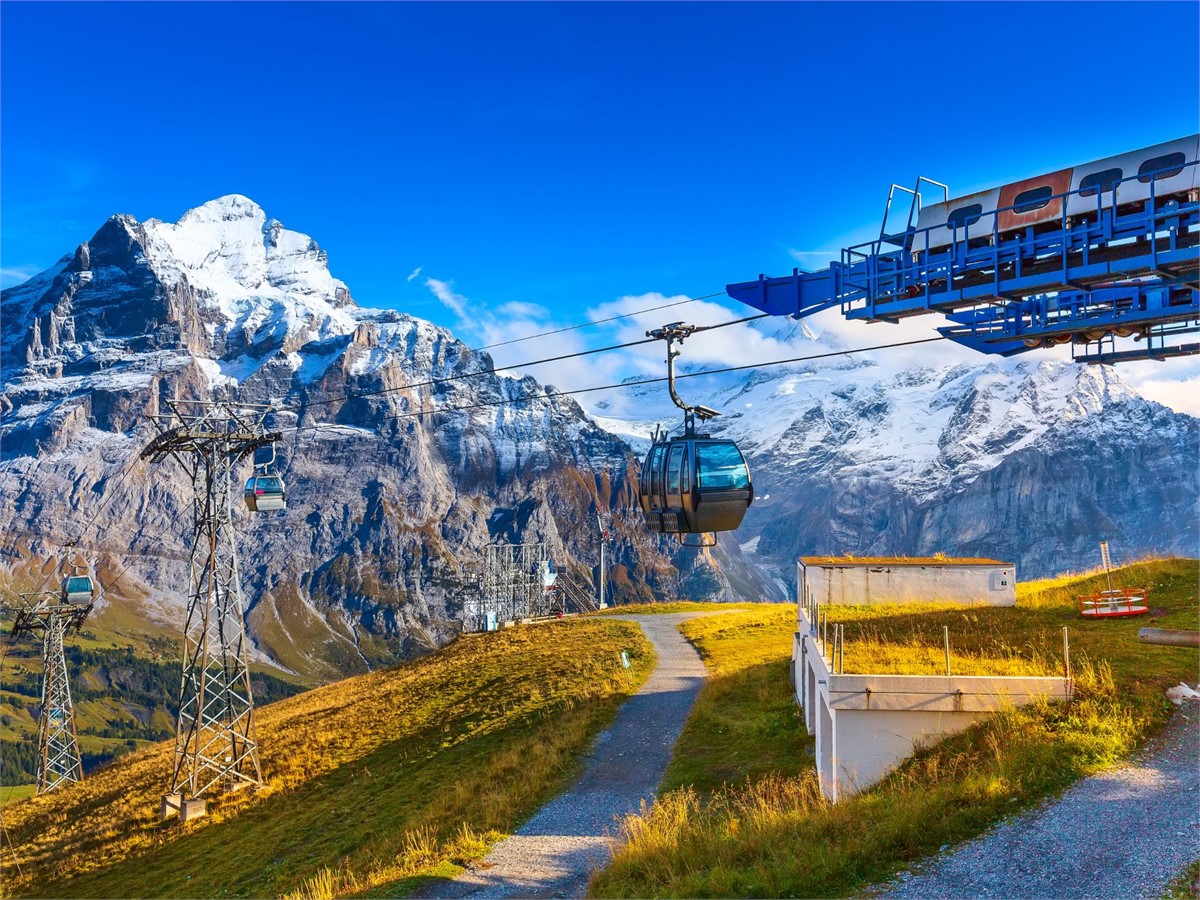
244;475;287;512
639;437;753;537
62;575;96;605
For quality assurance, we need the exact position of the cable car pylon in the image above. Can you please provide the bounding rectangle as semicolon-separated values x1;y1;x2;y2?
2;579;95;794
140;398;283;820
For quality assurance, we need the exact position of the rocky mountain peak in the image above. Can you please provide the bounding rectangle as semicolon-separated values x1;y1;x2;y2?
1;196;364;377
177;193;265;225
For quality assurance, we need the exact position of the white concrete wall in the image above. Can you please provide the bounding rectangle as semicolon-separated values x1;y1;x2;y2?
832;707;988;797
791;606;1069;802
798;561;1016;607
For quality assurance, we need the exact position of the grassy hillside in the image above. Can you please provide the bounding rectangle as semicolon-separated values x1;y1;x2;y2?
659;604;805;795
1;644;306;785
0;553;310;786
596;601;750;616
593;558;1199;898
1;618;654;899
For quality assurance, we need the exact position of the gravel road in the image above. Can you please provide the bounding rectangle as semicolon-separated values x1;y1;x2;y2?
423;612;717;899
880;704;1200;899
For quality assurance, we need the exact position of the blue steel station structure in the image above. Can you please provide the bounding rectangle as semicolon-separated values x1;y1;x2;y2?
725;136;1199;364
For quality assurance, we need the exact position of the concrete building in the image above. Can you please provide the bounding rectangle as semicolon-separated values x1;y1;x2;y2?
798;556;1016;608
793;601;1070;802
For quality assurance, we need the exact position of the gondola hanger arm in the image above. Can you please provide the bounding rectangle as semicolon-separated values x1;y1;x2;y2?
646;322;722;430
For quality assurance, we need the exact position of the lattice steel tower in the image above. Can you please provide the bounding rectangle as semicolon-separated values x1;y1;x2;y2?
463;543;555;631
141;399;281;801
5;591;93;793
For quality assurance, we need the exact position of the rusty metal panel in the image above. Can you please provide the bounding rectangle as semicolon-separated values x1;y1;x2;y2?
997;167;1073;232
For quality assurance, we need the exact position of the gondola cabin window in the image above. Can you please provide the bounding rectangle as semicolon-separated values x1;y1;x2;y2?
1012;185;1054;214
649;445;666;505
63;576;95;603
1079;167;1123;198
66;577;92;595
667;445;685;497
946;203;983;230
696;442;750;490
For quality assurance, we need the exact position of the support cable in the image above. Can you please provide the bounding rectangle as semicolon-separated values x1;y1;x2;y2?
290;335;946;434
286;311;768;414
470;292;726;351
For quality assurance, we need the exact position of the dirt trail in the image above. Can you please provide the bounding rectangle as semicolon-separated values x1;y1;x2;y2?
880;706;1200;899
422;612;715;899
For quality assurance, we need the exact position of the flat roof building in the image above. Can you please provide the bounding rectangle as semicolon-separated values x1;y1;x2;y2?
798;556;1016;608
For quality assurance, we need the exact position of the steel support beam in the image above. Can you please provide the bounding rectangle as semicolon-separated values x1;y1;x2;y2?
725;172;1200;362
4;591;91;794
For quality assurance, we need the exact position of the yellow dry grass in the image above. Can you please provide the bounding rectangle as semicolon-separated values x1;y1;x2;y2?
592;558;1198;898
1;618;653;899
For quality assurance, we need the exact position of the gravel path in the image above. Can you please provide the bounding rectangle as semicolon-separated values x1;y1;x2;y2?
422;612;717;899
881;705;1200;900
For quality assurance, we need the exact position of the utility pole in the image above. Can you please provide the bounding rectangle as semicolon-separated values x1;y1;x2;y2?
5;590;93;793
597;512;608;609
141;399;281;820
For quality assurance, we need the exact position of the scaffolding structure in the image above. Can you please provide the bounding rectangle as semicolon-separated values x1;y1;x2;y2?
463;543;555;631
140;399;280;802
462;542;607;630
5;590;92;793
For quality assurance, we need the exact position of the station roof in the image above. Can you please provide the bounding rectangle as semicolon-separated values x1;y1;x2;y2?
800;556;1012;568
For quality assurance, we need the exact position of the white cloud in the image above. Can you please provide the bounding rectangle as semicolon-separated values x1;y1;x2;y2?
418;275;1200;424
0;266;37;289
415;270;1200;432
786;248;841;269
406;266;423;283
1117;358;1200;416
495;300;550;320
424;277;468;317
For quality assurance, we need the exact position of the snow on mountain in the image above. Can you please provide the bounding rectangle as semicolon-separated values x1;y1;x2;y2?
1;196;754;680
585;318;1166;499
1;192;1195;679
139;194;358;345
581;313;1197;580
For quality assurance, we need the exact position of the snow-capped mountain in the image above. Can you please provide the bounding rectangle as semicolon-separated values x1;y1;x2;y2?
585;321;1198;584
3;195;1195;680
1;196;751;680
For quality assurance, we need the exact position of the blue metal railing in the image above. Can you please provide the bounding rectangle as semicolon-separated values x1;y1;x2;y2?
837;158;1198;316
725;158;1200;362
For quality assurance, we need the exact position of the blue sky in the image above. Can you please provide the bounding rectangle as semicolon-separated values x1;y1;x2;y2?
3;2;1199;409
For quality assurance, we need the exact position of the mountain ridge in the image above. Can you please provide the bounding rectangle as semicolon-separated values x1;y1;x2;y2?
3;194;1196;680
1;196;734;680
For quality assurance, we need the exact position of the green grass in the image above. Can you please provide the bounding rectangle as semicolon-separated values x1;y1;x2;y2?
1165;859;1200;900
2;644;307;785
592;558;1199;899
2;618;654;899
662;606;807;794
1;784;37;804
595;602;747;616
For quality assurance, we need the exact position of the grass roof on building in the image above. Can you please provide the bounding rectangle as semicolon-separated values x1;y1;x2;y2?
800;555;1012;567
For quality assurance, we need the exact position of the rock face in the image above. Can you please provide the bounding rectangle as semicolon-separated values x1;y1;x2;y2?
1;196;743;680
4;195;1195;680
605;338;1198;589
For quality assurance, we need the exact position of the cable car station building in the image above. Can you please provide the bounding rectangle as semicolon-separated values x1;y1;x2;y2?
793;555;1068;802
798;556;1016;608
